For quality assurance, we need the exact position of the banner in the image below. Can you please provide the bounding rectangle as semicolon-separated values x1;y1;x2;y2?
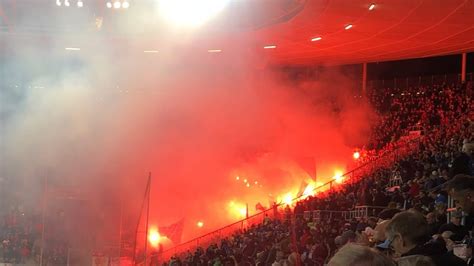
295;156;317;181
255;202;266;212
159;219;184;244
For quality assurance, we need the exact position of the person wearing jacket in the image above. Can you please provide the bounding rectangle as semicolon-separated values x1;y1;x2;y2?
384;211;465;266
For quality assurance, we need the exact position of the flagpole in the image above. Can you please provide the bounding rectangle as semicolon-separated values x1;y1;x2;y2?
144;172;151;266
132;173;152;264
39;175;47;266
118;191;123;262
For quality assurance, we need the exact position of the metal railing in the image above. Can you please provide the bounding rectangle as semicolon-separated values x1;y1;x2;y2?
159;135;422;261
368;72;473;90
302;205;386;221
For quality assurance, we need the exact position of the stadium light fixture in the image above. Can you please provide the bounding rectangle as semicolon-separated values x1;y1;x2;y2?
64;0;70;7
122;1;130;8
106;1;112;8
77;0;83;7
113;1;121;8
56;0;62;6
158;0;231;28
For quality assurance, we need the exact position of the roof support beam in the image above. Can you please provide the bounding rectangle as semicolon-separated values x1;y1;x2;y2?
362;63;367;97
461;53;467;83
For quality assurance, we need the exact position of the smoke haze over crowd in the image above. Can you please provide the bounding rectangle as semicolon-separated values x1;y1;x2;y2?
0;33;377;246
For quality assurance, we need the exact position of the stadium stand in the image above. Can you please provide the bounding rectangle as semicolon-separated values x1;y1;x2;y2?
160;81;473;265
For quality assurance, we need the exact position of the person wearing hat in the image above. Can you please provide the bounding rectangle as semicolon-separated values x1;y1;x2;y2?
438;210;469;241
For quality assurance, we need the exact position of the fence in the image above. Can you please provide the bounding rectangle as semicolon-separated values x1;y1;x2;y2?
159;134;423;261
368;72;473;90
160;208;276;261
302;205;386;221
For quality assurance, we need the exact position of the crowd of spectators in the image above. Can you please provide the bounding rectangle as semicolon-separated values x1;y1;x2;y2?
0;206;34;264
2;81;472;265
368;83;470;150
0;206;69;265
163;81;474;265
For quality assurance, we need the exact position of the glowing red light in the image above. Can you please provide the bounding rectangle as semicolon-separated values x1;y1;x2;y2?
333;170;344;183
353;151;360;160
148;229;160;247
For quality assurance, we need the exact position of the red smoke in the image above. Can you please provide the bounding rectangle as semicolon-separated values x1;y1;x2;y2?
1;47;376;248
105;57;376;244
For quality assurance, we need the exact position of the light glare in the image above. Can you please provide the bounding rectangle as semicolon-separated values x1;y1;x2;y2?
122;1;130;8
345;24;353;30
208;49;222;53
264;45;276;49
311;36;322;42
283;193;293;205
158;0;231;27
148;230;160;247
303;183;315;197
353;151;360;160
106;2;112;8
143;50;159;53
369;3;376;10
65;47;80;51
228;201;247;218
77;0;83;7
113;1;121;8
333;170;344;183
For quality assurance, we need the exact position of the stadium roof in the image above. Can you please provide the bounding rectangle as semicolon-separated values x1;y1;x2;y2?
1;0;473;66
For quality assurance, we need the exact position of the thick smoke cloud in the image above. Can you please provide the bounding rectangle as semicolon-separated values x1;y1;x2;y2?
0;35;376;247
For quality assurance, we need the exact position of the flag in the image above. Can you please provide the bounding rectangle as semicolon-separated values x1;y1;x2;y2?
295;156;317;181
159;219;184;244
296;179;309;198
255;202;266;212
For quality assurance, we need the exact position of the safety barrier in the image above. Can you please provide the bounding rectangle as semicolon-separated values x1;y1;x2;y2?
368;72;473;90
302;205;386;222
159;135;422;261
